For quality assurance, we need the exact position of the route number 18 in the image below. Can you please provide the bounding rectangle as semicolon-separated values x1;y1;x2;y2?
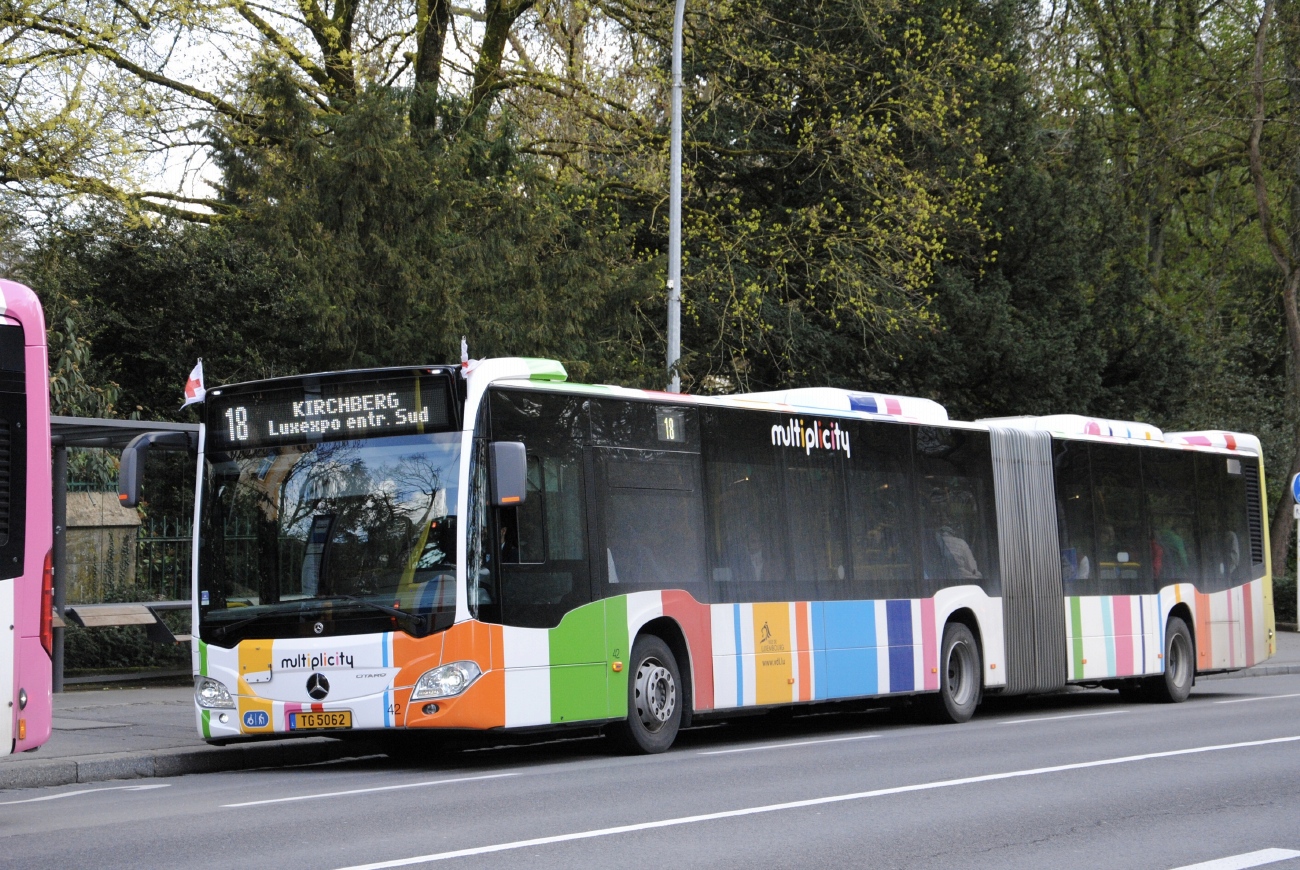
224;406;250;441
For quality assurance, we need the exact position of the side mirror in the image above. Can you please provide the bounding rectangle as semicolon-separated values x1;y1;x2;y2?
490;441;528;506
118;431;193;508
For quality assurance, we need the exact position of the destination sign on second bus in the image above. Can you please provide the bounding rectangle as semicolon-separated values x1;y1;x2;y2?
206;372;452;450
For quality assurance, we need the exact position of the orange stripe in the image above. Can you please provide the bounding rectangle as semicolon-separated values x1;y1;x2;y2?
796;602;811;702
1195;592;1213;670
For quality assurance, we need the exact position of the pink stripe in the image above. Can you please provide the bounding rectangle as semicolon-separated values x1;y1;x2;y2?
1242;582;1255;667
1226;590;1236;667
1113;596;1134;676
1183;436;1212;446
921;599;938;690
283;703;304;731
885;397;902;415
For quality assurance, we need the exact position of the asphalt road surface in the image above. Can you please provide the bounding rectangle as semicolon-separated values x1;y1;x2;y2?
4;674;1300;870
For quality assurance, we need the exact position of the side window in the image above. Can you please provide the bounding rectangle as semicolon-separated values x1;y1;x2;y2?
500;456;544;564
596;449;707;595
1054;440;1098;596
1090;443;1149;595
488;388;591;629
1196;453;1252;592
914;427;1000;596
845;421;917;599
1143;449;1199;586
784;448;849;601
703;409;790;603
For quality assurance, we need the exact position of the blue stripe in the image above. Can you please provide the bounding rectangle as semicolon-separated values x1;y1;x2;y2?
733;605;744;707
383;635;392;727
1101;597;1115;675
887;600;914;692
822;600;877;698
848;395;879;414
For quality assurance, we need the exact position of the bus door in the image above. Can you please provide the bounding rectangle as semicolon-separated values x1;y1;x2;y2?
485;388;606;722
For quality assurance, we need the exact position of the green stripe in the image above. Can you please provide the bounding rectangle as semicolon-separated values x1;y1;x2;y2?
1070;597;1085;679
604;596;629;720
548;600;611;723
199;640;208;676
201;708;211;739
522;358;568;382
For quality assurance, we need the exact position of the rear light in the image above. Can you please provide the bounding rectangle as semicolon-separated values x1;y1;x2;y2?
40;549;53;657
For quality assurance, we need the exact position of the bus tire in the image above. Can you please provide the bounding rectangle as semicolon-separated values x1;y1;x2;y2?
929;621;982;724
610;635;682;754
1148;616;1194;703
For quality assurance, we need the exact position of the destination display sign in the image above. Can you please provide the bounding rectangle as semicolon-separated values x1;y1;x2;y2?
206;372;453;451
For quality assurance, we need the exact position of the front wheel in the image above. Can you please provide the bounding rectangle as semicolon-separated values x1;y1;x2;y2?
609;635;682;754
928;622;982;724
1147;616;1194;703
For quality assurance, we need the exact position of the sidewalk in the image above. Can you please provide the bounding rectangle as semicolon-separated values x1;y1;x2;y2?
5;630;1299;791
0;683;382;790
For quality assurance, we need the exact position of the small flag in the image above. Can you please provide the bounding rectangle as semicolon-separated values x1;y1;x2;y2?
461;336;469;367
182;360;205;408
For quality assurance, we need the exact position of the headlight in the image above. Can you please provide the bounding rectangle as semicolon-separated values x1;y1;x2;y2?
195;676;236;709
411;661;482;700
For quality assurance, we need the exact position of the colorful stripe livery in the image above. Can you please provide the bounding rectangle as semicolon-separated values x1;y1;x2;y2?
199;579;1264;740
1064;580;1269;681
198;587;1003;740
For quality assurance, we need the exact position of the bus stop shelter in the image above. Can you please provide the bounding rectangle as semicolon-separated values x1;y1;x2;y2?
49;416;199;691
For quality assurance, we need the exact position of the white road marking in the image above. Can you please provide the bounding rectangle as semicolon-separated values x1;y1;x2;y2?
998;710;1129;725
222;773;517;808
0;783;170;805
698;734;877;755
1215;693;1300;705
329;734;1300;869
1169;848;1300;869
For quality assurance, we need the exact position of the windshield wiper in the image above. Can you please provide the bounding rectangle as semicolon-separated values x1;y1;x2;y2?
208;611;271;640
324;595;430;634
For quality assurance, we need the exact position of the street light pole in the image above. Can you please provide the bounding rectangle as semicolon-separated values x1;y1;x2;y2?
666;0;685;393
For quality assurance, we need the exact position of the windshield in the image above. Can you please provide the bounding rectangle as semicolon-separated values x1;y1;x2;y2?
198;432;462;647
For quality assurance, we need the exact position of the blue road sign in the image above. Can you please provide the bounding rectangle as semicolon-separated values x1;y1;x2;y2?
1292;472;1300;504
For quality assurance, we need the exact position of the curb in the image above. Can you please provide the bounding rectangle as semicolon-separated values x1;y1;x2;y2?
1199;663;1300;681
0;737;381;791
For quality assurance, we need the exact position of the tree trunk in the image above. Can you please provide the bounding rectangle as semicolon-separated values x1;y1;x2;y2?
411;0;453;131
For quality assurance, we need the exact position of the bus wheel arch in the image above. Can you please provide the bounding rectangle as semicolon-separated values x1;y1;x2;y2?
1149;611;1195;703
928;615;983;724
635;617;695;729
610;630;685;754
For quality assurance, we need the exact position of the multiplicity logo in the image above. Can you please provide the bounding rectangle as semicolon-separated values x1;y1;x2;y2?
771;417;851;458
280;652;355;670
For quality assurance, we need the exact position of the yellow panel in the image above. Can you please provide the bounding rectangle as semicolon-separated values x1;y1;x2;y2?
238;641;274;692
752;603;793;705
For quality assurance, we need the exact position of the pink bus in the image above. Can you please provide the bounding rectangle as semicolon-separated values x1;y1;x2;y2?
0;280;53;755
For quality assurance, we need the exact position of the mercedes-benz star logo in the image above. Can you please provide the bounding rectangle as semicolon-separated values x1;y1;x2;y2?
306;672;330;700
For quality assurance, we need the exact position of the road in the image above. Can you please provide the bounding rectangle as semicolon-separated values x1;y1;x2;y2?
4;674;1300;869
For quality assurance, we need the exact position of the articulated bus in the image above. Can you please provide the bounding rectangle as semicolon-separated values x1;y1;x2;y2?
156;358;1274;753
0;280;53;756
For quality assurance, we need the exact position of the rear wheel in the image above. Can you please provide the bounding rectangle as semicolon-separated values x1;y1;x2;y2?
1147;616;1194;703
609;635;682;754
929;622;982;724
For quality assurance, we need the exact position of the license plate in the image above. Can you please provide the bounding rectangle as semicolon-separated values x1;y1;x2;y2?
290;710;352;731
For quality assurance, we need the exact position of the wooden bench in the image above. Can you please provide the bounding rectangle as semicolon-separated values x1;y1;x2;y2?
63;600;192;644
